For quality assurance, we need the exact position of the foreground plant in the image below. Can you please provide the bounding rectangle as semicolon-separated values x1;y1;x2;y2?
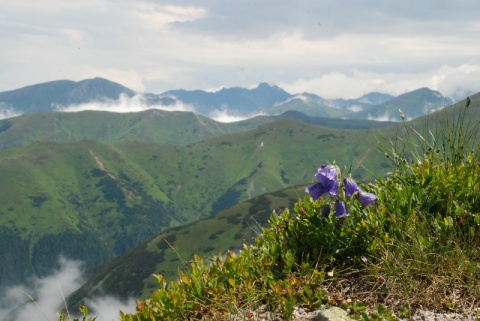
116;166;380;320
305;163;376;218
364;99;480;312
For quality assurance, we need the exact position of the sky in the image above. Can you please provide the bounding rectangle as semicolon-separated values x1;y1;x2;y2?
1;0;480;99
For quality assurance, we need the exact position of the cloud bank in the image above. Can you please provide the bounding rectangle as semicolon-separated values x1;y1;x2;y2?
53;94;266;123
0;257;136;321
54;94;195;114
0;105;22;120
280;64;480;99
209;108;266;123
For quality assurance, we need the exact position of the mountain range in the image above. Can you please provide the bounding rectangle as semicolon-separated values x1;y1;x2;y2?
0;77;453;121
0;77;475;315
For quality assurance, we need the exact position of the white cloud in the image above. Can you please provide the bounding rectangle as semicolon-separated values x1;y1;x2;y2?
367;112;399;122
0;105;22;120
209;108;266;123
54;94;195;113
0;257;136;321
0;257;84;321
133;3;207;28
85;296;136;321
280;64;480;99
348;105;363;112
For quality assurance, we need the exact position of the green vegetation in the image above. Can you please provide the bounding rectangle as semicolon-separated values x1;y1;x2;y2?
270;98;345;118
0;109;397;152
0;116;389;288
70;98;478;320
0;110;246;150
66;186;306;304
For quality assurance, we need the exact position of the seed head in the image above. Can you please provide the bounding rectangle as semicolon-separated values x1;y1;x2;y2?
466;96;471;108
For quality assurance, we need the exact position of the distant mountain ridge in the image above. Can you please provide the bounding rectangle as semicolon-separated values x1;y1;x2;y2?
163;82;292;115
342;87;454;121
0;78;135;113
0;77;455;121
0;109;396;152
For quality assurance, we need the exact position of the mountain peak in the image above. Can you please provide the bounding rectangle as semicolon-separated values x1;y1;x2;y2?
257;82;273;89
256;82;286;93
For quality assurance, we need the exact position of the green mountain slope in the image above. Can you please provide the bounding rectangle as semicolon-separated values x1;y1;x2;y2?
0;109;395;152
278;110;396;129
0;110;240;150
0;119;389;289
67;185;308;304
269;98;345;118
344;87;454;121
0;140;178;285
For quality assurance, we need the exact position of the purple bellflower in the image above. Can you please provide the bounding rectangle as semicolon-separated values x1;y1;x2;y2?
343;177;361;196
315;165;338;185
305;164;339;200
306;165;376;220
321;204;331;218
334;200;349;218
305;183;328;201
358;191;377;207
344;177;376;206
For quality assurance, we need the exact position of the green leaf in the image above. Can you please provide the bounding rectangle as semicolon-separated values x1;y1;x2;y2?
79;305;89;317
282;250;295;272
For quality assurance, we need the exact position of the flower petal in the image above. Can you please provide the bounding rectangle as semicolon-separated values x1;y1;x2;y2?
344;177;361;196
315;164;338;185
313;165;339;197
358;191;377;206
327;179;339;197
334;200;349;218
321;204;331;218
305;183;326;200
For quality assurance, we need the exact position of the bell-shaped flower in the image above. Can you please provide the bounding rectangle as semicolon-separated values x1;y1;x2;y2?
315;164;338;185
334;200;349;218
313;164;339;197
358;191;377;207
305;183;328;201
343;177;361;196
321;204;331;218
344;177;377;206
306;164;339;199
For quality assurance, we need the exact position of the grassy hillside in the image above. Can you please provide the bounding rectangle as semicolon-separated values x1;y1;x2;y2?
0;118;390;288
0;110;249;150
67;185;307;304
278;110;396;129
269;98;345;118
344;87;454;121
0;108;397;152
0;140;177;285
